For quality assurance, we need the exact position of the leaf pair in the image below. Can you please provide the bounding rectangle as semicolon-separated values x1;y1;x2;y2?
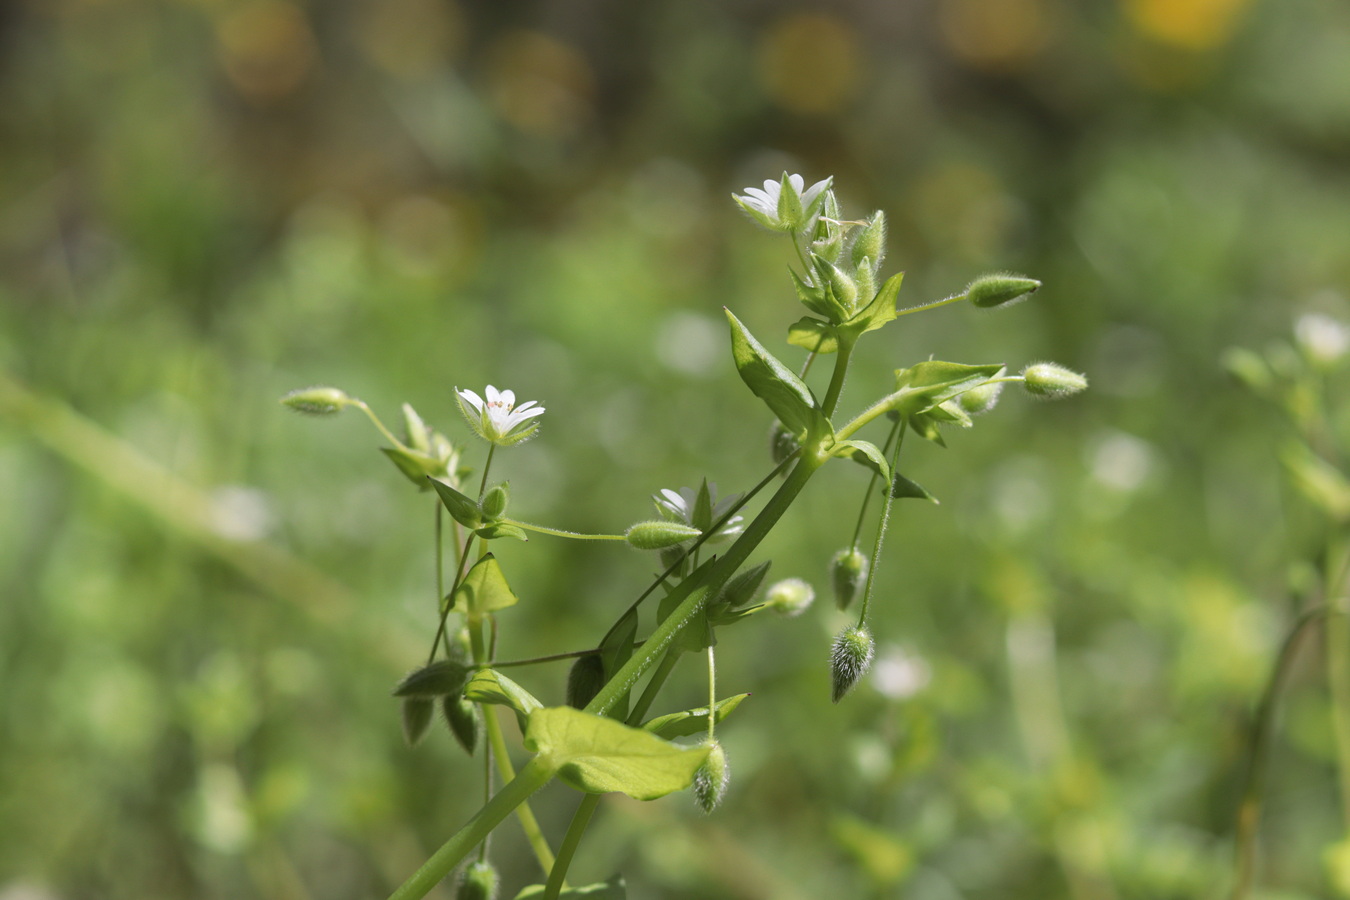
429;478;527;542
787;271;905;354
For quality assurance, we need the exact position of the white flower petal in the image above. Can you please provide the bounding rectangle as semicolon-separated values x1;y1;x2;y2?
457;388;485;412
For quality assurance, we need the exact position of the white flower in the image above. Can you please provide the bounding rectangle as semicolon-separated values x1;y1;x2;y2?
1295;312;1350;368
653;482;743;544
733;173;832;233
456;385;545;446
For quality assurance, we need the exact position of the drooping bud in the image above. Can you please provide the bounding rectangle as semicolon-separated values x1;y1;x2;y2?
566;655;606;709
1021;362;1088;398
693;741;730;814
830;548;869;611
957;379;1004;415
764;578;815;617
965;273;1041;309
480;482;510;521
401;696;434;746
280;386;351;416
626;520;702;550
719;560;772;609
457;859;500;900
442;695;480;755
392;660;471;697
830;625;875;703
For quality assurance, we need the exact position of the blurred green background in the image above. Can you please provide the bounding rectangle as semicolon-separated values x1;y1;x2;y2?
3;0;1350;897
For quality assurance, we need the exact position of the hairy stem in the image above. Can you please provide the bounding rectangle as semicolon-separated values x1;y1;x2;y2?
484;706;557;876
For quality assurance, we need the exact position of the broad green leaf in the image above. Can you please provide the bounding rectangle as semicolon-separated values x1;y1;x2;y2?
463;668;542;732
787;316;840;354
843;271;903;337
890;472;938;503
392;660;470;697
514;874;626;900
428;477;482;528
642;694;750;740
1282;442;1350;521
725;309;826;438
892;362;1004;417
451;554;519;616
833;439;891;481
475;521;528;542
525;706;711;800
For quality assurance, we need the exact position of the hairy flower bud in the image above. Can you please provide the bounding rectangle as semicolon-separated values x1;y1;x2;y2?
1022;362;1088;398
480;482;510;521
280;386;351;416
566;655;605;709
400;402;432;452
442;695;480;755
850;211;886;273
693;741;730;814
831;625;875;703
830;548;869;611
457;860;499;900
401;696;434;746
765;578;815;617
957;380;1004;415
626;520;702;550
965;273;1041;309
719;560;772;609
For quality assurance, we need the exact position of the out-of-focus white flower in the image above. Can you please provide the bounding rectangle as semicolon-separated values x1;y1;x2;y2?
653;482;743;544
733;173;832;233
456;385;545;446
1295;312;1350;368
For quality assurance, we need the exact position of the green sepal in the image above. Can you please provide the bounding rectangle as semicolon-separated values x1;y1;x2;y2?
892;361;1005;417
789;267;834;321
401;696;434;746
832;439;891;482
393;659;471;697
429;477;483;529
716;560;772;609
692;479;714;532
890;472;939;503
441;695;480;755
725;308;827;439
475;522;528;542
842;271;903;337
776;171;804;231
787;316;840;354
907;413;947;447
525;706;712;801
642;694;750;740
450;554;519;616
513;874;626;900
463;669;543;733
382;446;446;490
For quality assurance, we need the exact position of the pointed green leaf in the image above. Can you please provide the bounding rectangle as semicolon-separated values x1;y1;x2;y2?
642;694;750;740
429;477;482;528
725;309;826;438
514;874;626;900
525;706;712;800
787;316;840;354
844;271;903;336
833;439;891;481
451;554;519;616
789;268;836;320
463;668;543;732
475;521;528;542
776;172;803;229
392;660;471;697
890;472;939;503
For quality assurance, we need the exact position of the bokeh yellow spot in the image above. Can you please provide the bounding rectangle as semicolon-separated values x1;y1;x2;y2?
355;0;464;80
939;0;1056;70
1123;0;1253;51
485;32;594;139
757;13;862;115
216;1;316;101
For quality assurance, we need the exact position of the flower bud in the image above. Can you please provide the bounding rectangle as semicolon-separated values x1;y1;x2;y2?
830;548;868;611
626;520;701;550
401;696;434;746
769;422;801;468
400;403;432;453
957;380;1004;415
965;273;1041;309
831;625;875;703
1021;362;1088;398
280;386;351;416
480;482;510;521
442;695;480;755
719;560;772;609
566;655;605;709
457;860;500;900
849;211;886;273
764;578;815;617
693;741;730;814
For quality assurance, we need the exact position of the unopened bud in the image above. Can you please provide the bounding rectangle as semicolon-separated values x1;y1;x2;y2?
481;482;510;520
442;695;480;755
1022;362;1088;398
626;520;701;550
830;548;869;611
401;696;434;746
401;403;432;452
770;422;801;468
957;380;1004;415
693;741;730;814
850;211;886;273
719;560;772;609
457;859;500;900
765;578;815;617
566;655;605;709
280;386;351;416
966;273;1041;309
830;625;875;703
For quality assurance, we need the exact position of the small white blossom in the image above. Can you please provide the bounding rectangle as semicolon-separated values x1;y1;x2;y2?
1295;312;1350;368
456;384;545;446
733;173;832;233
653;482;744;544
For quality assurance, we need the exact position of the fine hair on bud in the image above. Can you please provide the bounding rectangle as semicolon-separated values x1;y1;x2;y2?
830;625;875;703
965;272;1041;310
626;520;702;550
566;654;606;709
481;482;510;520
693;741;730;814
1021;362;1088;399
280;386;350;416
401;696;435;746
830;548;869;611
442;695;480;755
957;379;1004;416
765;578;815;617
457;859;500;900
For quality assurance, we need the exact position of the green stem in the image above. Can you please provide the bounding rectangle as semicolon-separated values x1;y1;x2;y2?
820;335;857;419
386;757;555;900
543;795;601;900
484;706;557;876
353;400;407;450
893;292;966;318
858;421;905;626
504;519;628;541
706;645;717;742
1326;541;1350;829
848;420;901;550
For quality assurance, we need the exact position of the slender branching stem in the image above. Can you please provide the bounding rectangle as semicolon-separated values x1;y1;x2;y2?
504;519;628;540
484;706;557;876
821;336;856;419
858;421;906;626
